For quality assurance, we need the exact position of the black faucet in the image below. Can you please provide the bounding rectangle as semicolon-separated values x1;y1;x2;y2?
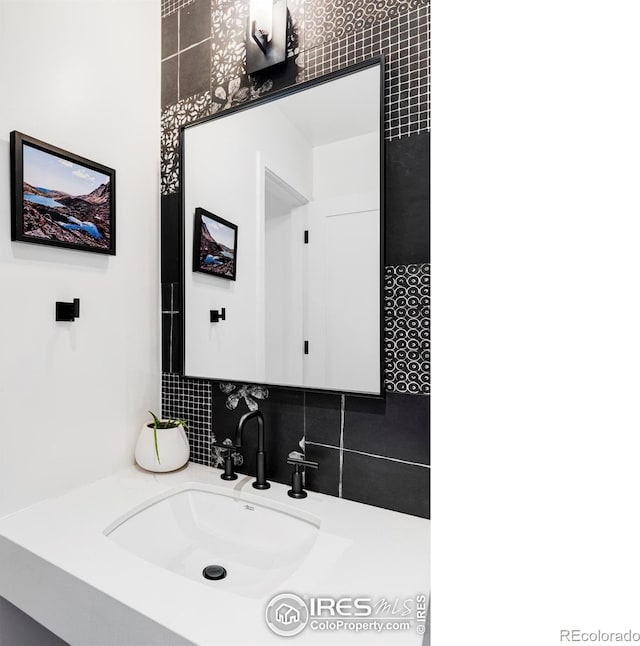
212;441;241;481
235;410;270;489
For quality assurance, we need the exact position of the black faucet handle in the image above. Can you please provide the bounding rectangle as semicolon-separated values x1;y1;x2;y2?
213;442;241;481
286;457;319;470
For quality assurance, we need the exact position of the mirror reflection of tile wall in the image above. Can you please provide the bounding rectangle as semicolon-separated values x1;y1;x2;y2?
160;0;430;518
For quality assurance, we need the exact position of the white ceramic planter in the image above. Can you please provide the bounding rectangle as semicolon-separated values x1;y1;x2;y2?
134;421;190;473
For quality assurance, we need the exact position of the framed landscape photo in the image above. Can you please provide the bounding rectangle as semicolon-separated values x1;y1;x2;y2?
10;131;116;255
192;207;237;281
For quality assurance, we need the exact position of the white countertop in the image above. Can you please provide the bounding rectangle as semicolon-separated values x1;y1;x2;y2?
0;463;429;645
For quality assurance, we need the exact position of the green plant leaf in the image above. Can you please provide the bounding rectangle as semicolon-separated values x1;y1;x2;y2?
149;411;161;464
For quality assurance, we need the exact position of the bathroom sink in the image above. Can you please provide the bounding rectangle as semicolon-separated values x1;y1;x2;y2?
105;486;319;598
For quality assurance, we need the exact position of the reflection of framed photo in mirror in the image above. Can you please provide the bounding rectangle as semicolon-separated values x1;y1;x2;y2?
192;207;238;281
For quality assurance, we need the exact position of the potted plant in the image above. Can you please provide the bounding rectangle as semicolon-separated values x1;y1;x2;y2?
134;411;190;473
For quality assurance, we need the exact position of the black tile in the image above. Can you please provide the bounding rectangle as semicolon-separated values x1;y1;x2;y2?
385;131;429;265
162;56;178;107
259;388;305;486
179;41;211;100
304;392;341;447
305;444;340;497
161;193;182;284
344;393;429;465
211;384;304;487
162;11;179;59
179;0;212;49
342;452;429;518
161;282;183;374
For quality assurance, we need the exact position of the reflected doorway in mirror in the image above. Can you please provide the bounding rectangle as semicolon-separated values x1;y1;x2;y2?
192;207;238;281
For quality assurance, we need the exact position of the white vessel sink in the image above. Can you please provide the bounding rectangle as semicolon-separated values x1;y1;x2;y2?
105;487;320;598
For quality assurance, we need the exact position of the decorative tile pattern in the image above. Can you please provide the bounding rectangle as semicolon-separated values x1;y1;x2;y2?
288;0;306;56
210;75;274;112
219;383;269;411
161;90;212;195
303;6;429;139
162;372;212;465
426;1;430;131
162;0;195;19
304;0;428;50
211;0;249;85
212;382;270;467
384;263;430;394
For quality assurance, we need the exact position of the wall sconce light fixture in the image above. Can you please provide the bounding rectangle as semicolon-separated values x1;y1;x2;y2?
246;0;287;75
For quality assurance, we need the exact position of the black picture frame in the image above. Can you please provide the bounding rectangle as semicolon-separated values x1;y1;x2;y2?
192;207;238;281
10;131;116;255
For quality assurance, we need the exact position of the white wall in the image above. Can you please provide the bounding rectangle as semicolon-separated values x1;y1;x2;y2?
303;133;380;393
183;103;313;383
0;0;160;517
264;179;306;386
312;132;380;200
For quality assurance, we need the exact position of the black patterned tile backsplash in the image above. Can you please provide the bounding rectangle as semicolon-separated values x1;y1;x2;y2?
159;0;429;518
162;373;212;465
161;90;212;195
160;0;430;193
384;263;430;394
210;383;304;487
302;7;429;139
162;375;430;518
211;0;249;85
304;0;428;50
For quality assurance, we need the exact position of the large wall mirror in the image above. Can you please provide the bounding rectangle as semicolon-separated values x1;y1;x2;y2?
181;58;383;395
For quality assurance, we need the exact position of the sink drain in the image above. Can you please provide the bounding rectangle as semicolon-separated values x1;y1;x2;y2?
202;565;227;581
